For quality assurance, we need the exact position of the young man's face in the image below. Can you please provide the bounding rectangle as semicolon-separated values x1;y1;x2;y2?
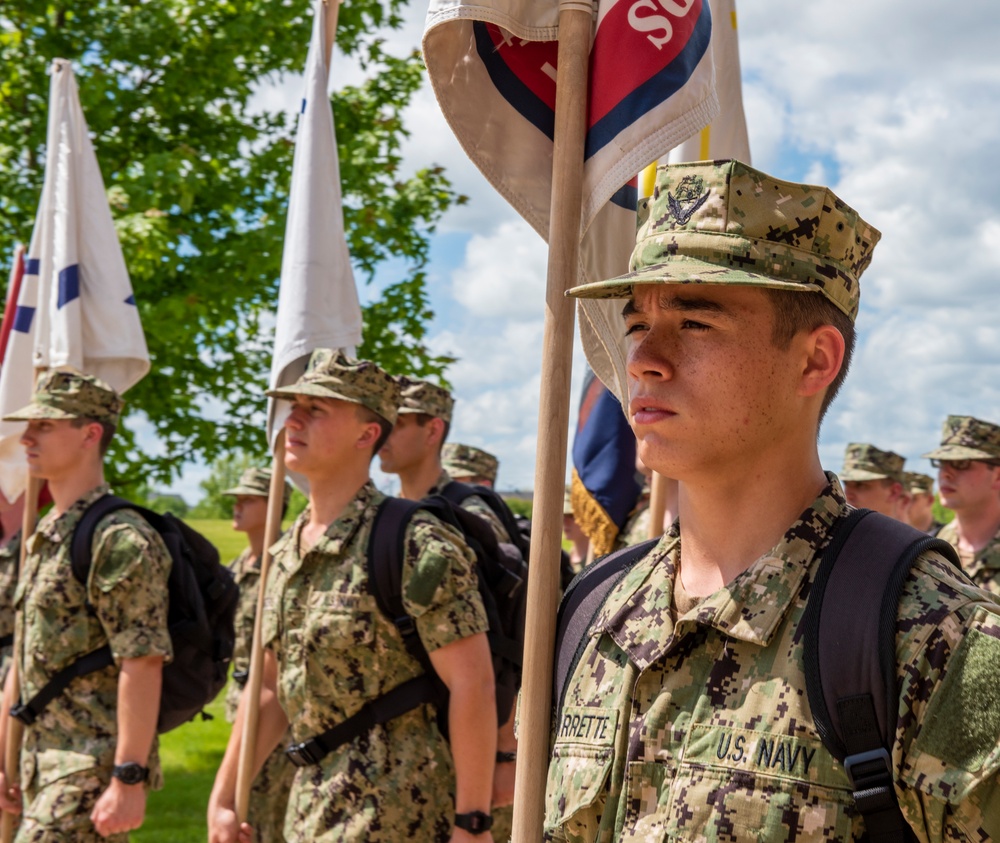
232;495;267;534
843;479;903;516
20;418;99;480
283;395;375;476
378;414;433;475
937;460;1000;512
622;284;804;480
906;490;935;526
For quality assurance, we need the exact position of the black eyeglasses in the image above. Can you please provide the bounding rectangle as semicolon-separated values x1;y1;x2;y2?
930;458;1000;471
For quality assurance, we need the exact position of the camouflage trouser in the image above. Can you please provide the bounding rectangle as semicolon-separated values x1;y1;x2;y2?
15;764;127;843
248;741;296;843
491;805;512;843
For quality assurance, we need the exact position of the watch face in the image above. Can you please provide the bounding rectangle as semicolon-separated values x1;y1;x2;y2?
113;763;148;785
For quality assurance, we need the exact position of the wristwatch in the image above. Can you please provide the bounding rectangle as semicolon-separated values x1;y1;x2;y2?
111;762;149;785
496;750;517;763
454;811;493;834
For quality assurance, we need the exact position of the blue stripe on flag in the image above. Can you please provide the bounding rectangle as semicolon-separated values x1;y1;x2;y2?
584;4;712;161
13;306;35;334
301;98;307;114
610;182;638;212
125;294;136;305
57;264;80;308
25;258;40;276
474;22;554;141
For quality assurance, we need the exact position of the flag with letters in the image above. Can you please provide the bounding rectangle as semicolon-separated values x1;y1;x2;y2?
424;0;720;404
0;60;149;502
267;0;363;474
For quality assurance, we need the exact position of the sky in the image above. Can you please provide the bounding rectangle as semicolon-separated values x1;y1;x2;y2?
167;0;1000;503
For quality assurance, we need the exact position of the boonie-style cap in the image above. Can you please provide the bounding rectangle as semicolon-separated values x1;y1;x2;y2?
839;443;905;483
904;472;934;495
266;349;400;426
442;443;499;485
3;367;123;426
568;159;881;321
923;415;1000;462
396;376;454;422
222;467;292;505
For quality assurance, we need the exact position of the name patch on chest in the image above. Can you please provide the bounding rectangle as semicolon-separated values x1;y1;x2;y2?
683;724;845;788
556;706;619;747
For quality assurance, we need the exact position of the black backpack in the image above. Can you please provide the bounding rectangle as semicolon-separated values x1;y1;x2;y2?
552;510;962;843
11;494;238;734
283;490;527;768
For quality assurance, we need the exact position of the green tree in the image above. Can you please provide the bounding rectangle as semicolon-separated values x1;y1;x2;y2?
188;450;257;520
0;1;460;497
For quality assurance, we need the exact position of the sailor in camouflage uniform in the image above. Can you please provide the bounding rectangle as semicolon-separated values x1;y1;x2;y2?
221;467;295;842
924;415;1000;596
0;490;24;688
0;369;173;841
546;160;1000;841
839;442;907;519
442;444;499;489
902;471;945;535
208;351;497;843
379;378;517;839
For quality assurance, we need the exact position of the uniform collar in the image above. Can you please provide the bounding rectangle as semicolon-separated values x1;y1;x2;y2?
429;469;453;496
271;480;382;574
599;473;848;671
36;483;112;544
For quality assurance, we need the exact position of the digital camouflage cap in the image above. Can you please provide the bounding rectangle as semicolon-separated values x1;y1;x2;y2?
442;443;499;484
904;472;935;495
839;442;905;483
3;367;122;425
923;415;1000;461
567;159;881;321
222;467;292;506
266;349;399;426
396;376;454;422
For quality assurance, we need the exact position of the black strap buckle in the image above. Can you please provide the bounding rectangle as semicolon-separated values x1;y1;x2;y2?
232;669;249;688
10;701;36;726
844;747;892;790
285;739;326;768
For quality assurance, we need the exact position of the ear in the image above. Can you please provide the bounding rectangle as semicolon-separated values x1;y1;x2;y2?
991;466;1000;493
356;421;381;453
426;417;446;449
797;325;846;399
81;421;104;452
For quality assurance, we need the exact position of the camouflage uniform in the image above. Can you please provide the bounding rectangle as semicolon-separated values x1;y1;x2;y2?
1;368;174;843
13;486;172;843
260;482;488;842
924;416;1000;596
904;472;945;536
544;476;1000;841
441;443;499;487
225;548;295;843
838;443;905;483
0;531;20;687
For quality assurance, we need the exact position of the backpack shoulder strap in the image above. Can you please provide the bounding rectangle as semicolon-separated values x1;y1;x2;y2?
439;481;523;548
553;538;657;715
802;508;960;843
69;494;134;587
366;497;436;664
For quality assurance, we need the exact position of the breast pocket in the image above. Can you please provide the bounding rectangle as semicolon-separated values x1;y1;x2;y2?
302;592;378;707
545;706;618;835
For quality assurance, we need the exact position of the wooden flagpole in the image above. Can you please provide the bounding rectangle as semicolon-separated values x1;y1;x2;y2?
234;430;287;821
511;3;593;839
648;471;668;540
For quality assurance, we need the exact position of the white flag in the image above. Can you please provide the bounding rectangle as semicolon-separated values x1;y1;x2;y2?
0;59;150;501
266;0;363;462
579;0;751;405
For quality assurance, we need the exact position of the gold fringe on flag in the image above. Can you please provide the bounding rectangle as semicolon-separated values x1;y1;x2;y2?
570;468;619;557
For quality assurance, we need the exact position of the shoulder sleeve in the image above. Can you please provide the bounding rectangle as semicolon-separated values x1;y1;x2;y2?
401;511;488;653
89;511;173;664
895;550;1000;837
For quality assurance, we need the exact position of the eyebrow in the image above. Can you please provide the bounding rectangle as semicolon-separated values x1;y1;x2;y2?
621;293;730;320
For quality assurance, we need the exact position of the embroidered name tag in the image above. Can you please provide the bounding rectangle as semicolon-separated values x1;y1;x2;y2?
683;724;846;788
556;707;619;746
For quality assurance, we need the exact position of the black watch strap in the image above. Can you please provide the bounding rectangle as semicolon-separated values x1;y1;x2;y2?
111;762;149;785
496;750;517;763
454;810;493;834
